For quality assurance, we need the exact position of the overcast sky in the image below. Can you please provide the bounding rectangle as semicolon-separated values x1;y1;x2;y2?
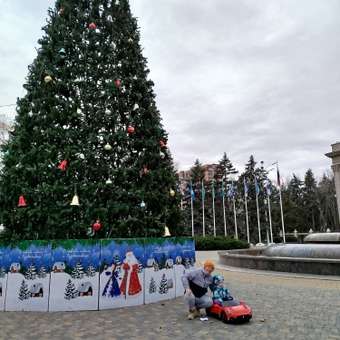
0;0;339;180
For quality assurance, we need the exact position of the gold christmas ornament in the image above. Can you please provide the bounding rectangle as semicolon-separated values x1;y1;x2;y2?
163;226;171;237
170;189;176;197
44;75;53;83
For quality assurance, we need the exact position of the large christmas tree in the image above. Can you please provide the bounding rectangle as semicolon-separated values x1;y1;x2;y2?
0;0;181;240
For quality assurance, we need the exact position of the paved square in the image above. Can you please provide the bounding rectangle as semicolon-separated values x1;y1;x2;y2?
1;268;340;339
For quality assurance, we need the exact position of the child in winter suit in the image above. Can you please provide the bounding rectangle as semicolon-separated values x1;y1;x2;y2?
210;274;233;305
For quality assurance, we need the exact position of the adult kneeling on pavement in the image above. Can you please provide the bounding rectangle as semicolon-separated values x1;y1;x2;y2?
182;260;214;320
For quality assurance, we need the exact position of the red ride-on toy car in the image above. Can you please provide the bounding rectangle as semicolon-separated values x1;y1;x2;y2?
207;300;252;323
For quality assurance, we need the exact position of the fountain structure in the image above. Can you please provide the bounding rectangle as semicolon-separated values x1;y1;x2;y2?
219;233;340;276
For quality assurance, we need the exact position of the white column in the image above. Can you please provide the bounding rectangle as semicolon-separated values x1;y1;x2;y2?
326;142;340;223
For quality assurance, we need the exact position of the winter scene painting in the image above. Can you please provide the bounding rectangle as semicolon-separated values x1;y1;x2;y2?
173;238;196;297
49;240;100;311
144;238;177;304
0;244;10;311
99;239;145;310
5;241;51;312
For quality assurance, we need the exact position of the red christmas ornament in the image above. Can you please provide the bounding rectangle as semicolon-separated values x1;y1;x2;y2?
58;160;68;171
89;22;97;30
160;140;167;148
114;79;121;88
92;220;102;232
127;125;135;134
18;195;27;207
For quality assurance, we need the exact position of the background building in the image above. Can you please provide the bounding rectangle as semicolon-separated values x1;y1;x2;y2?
178;163;218;192
0;114;12;167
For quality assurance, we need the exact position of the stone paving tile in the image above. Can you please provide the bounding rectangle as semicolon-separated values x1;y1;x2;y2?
1;269;340;339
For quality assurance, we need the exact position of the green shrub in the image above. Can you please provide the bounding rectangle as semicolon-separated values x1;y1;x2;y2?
194;236;249;251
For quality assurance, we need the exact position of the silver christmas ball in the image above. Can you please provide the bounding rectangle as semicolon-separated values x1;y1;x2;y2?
104;143;112;151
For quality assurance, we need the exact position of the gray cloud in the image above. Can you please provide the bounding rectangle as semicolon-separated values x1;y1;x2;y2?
1;0;339;180
131;0;340;179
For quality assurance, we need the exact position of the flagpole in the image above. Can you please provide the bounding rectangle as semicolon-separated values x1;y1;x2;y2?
232;180;238;239
190;182;194;237
202;180;206;237
233;196;238;239
244;179;250;243
212;180;216;237
278;188;286;243
255;193;261;243
275;162;286;243
267;193;273;243
254;176;262;243
222;180;227;237
191;194;194;237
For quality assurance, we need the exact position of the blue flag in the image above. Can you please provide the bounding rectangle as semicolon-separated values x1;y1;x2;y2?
201;181;206;200
220;181;225;198
254;177;260;196
227;183;235;198
266;181;272;196
244;178;248;197
189;184;195;201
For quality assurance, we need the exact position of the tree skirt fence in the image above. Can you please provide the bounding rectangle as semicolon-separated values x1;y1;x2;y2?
0;237;195;312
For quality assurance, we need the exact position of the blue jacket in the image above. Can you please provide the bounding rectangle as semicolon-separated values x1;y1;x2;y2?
212;286;233;303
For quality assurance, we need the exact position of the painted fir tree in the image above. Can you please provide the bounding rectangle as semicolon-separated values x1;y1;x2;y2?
137;261;143;273
38;266;47;279
113;254;121;273
64;279;79;300
148;277;156;294
183;257;190;269
86;264;96;277
71;262;85;279
0;0;181;241
153;261;159;272
25;264;37;280
0;267;6;278
18;280;30;301
158;274;168;295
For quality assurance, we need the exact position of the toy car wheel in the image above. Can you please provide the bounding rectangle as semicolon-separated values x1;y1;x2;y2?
221;312;228;323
